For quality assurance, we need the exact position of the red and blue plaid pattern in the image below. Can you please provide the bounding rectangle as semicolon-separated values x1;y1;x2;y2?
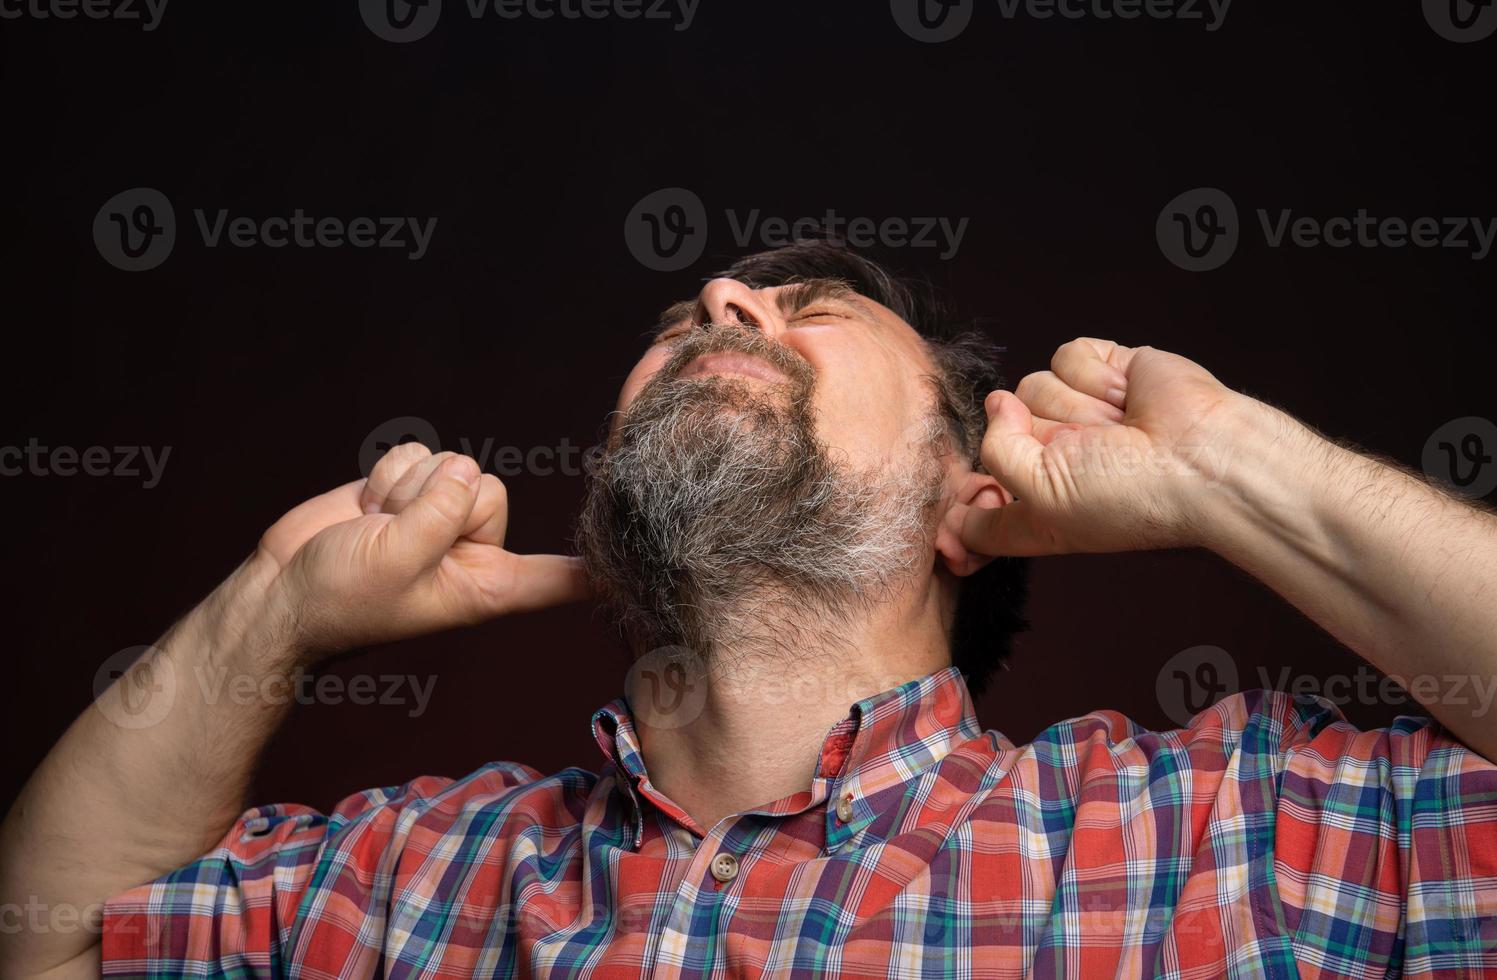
102;666;1497;977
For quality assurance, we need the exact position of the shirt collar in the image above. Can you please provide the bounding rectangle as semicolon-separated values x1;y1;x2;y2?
590;665;982;850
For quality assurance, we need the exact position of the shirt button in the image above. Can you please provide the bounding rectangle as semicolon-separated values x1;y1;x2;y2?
836;793;855;824
710;852;739;883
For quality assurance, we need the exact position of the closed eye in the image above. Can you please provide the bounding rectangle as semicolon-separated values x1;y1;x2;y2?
791;307;851;323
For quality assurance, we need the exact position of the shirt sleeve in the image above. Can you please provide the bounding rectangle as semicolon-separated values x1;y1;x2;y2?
100;765;536;978
1272;694;1497;978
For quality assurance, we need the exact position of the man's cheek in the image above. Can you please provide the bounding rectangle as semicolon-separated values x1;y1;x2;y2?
617;357;666;413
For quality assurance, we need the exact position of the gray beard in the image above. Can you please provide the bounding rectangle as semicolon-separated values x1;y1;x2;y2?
576;325;943;665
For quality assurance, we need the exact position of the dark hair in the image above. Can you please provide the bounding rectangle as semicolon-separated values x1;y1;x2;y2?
713;241;1030;695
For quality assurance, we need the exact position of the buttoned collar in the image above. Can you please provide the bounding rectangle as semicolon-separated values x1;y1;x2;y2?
590;665;983;852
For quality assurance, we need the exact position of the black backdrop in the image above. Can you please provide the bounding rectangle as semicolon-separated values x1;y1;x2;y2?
2;0;1494;814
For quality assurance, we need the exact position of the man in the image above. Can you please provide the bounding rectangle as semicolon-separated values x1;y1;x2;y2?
3;242;1496;978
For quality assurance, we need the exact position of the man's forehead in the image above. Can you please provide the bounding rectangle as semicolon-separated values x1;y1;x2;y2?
655;278;896;331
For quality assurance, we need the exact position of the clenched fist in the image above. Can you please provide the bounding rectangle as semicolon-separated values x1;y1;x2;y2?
953;338;1257;558
255;443;590;658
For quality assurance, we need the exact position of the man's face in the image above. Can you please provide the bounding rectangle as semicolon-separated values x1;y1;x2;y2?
615;277;947;472
577;275;979;661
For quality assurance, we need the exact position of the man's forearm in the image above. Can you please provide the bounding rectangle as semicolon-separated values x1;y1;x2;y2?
0;552;304;977
1198;396;1497;757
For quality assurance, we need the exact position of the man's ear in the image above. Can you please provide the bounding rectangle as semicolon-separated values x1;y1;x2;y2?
935;471;1012;577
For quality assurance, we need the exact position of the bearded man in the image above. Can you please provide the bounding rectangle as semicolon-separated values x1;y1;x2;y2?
4;242;1497;978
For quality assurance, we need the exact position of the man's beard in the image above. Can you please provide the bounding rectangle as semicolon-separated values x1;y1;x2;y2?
576;324;945;665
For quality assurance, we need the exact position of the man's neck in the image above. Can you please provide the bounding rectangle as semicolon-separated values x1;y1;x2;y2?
633;578;953;832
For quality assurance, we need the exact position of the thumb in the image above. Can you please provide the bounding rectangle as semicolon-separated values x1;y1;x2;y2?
500;554;594;614
978;391;1046;502
959;498;1056;557
959;392;1059;557
382;455;481;573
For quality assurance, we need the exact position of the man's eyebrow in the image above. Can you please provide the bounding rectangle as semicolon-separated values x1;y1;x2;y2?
774;279;875;318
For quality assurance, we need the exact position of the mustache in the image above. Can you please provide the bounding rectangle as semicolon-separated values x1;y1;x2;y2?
655;322;817;390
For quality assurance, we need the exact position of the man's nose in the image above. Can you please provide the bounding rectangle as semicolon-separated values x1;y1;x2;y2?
693;279;783;339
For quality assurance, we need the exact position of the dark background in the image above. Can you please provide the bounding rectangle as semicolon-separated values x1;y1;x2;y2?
2;0;1493;814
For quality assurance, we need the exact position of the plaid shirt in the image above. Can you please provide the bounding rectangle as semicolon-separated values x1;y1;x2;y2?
102;666;1497;978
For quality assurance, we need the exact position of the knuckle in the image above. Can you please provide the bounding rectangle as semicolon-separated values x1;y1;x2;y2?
382;441;432;469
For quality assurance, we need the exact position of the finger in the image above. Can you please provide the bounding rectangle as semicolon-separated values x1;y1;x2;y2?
501;554;593;613
976;391;1048;505
385;452;461;512
380;455;481;573
1051;338;1133;410
960;499;1060;557
463;474;509;546
1015;371;1123;426
361;442;434;514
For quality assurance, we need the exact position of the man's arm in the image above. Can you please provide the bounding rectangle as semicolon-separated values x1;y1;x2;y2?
955;338;1497;758
0;447;588;978
1197;398;1497;758
0;556;299;979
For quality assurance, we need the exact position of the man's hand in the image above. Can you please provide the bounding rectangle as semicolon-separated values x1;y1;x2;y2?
962;336;1497;761
957;337;1244;557
260;444;590;658
0;444;589;979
